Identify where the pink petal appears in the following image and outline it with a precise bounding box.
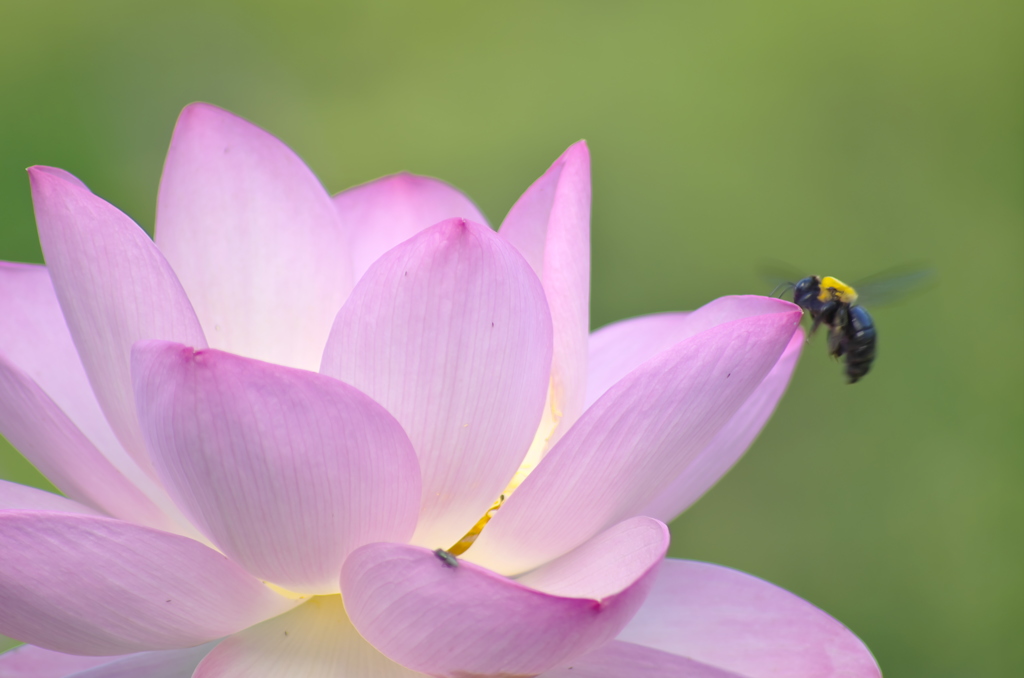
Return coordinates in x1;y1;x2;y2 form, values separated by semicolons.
30;166;89;191
321;218;552;550
0;263;155;501
0;480;99;514
334;172;488;281
616;559;881;678
0;263;90;417
132;342;421;594
500;141;591;442
586;311;692;408
638;329;803;523
515;516;669;599
540;641;745;678
28;167;207;479
341;518;665;678
586;296;799;406
194;596;421;678
156;103;352;371
0;512;296;655
0;354;177;531
469;298;802;575
0;263;189;530
66;643;217;678
0;644;111;678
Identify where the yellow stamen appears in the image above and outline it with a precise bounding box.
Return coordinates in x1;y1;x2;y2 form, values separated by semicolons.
444;380;563;556
262;581;310;600
446;494;505;556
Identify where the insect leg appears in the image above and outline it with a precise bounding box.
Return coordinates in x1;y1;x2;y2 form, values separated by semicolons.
827;325;845;357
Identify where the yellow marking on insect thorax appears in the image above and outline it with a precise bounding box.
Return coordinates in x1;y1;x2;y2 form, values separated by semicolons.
818;276;858;304
445;379;562;556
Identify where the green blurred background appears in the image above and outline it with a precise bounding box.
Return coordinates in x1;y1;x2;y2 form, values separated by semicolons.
0;0;1020;674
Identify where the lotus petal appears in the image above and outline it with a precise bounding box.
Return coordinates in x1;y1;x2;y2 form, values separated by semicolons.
156;103;351;371
322;218;552;550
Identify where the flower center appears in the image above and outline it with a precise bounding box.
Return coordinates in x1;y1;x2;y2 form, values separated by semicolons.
444;380;562;556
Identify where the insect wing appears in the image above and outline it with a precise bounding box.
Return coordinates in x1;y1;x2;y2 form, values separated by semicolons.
852;265;936;308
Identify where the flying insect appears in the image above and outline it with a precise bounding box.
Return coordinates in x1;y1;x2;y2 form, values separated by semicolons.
768;266;933;384
791;275;875;383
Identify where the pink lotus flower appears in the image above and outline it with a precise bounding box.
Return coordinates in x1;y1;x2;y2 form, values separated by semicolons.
0;103;880;678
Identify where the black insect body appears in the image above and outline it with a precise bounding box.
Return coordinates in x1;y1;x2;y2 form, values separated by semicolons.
434;548;459;568
791;275;877;384
835;305;876;384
